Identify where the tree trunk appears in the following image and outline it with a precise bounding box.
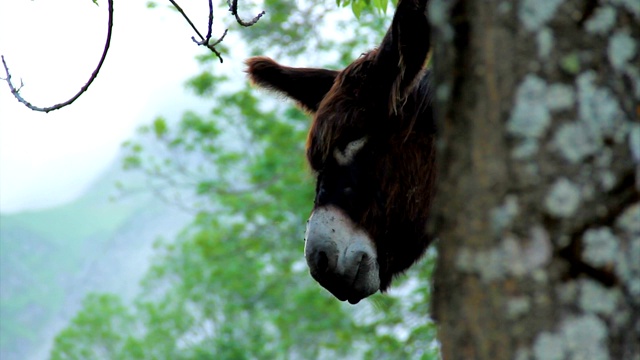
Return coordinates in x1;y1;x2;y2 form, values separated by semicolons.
429;1;639;359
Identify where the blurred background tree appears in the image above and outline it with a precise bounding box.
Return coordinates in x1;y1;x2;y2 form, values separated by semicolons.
47;0;439;359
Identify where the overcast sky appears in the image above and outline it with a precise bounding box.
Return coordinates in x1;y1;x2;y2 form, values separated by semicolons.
0;0;237;213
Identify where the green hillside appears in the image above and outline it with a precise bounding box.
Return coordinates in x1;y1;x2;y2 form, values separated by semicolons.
0;162;189;360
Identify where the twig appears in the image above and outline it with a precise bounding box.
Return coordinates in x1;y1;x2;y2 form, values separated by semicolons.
191;30;228;63
169;0;228;63
168;0;205;40
228;0;265;27
1;0;114;113
206;0;214;41
169;0;264;62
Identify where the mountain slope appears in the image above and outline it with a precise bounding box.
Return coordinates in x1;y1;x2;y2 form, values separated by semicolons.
0;160;191;360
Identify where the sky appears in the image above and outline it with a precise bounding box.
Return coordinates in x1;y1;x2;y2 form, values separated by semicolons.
0;0;231;213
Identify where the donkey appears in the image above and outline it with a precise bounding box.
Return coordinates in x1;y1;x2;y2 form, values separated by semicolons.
246;0;435;304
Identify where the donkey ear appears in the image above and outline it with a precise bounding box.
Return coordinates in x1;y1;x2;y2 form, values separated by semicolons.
366;0;430;114
246;57;339;113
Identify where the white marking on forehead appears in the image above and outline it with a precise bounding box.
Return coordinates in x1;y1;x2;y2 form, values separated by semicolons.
333;137;368;166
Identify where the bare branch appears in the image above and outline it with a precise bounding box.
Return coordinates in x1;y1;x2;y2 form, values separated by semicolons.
206;0;214;41
1;0;114;113
191;30;229;64
170;0;265;62
169;0;229;63
168;0;205;41
228;0;265;27
2;0;266;112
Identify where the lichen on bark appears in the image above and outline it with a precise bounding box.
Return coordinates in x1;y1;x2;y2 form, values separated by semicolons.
431;0;639;358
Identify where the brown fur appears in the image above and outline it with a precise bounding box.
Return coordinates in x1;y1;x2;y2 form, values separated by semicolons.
246;56;339;113
246;0;433;292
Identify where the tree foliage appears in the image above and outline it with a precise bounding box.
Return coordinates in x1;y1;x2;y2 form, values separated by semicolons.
49;1;439;359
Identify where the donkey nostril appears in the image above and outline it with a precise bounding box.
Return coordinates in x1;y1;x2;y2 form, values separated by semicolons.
359;252;369;262
316;251;329;273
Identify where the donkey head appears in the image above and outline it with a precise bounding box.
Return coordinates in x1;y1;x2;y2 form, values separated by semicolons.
246;0;433;304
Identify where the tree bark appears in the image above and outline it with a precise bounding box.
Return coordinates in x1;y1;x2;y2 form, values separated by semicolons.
429;1;639;359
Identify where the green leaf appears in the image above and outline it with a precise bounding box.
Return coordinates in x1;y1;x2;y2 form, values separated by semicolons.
122;155;141;170
352;0;366;18
185;72;222;97
152;117;168;138
373;0;388;12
